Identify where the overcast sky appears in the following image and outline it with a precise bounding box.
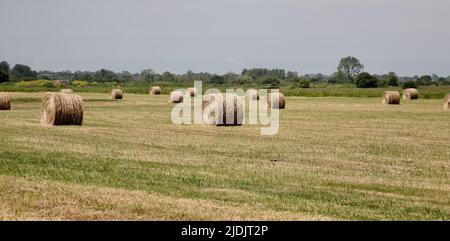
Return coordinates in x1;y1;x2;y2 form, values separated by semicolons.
0;0;449;76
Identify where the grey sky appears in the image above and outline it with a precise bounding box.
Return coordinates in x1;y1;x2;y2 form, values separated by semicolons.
1;0;449;76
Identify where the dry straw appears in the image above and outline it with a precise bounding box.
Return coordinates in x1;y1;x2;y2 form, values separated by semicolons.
149;86;161;95
111;89;123;99
444;94;450;110
202;93;243;126
169;90;184;103
246;89;259;100
267;92;286;109
186;88;198;97
0;92;11;110
40;92;83;126
403;88;418;100
60;89;74;94
382;91;401;104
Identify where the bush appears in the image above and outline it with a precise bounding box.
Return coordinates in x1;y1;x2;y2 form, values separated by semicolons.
403;80;418;89
356;72;378;88
262;77;281;88
72;80;90;87
299;79;310;88
15;79;54;87
0;71;8;83
386;73;399;86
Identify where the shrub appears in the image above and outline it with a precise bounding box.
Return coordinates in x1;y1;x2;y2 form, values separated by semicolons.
15;79;54;87
262;77;281;88
356;72;378;88
299;79;310;88
403;80;418;89
72;80;90;87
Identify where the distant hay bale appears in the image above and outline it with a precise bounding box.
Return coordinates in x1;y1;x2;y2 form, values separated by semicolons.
202;93;243;126
60;89;74;94
169;91;184;103
403;88;418;100
0;92;11;110
382;91;401;105
267;92;285;109
186;88;198;97
149;86;161;95
111;89;123;99
40;93;83;126
246;89;259;100
444;94;450;110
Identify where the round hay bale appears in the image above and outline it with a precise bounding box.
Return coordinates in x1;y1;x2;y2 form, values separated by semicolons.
111;89;123;99
246;89;259;100
60;89;74;94
382;91;401;104
169;91;184;103
149;86;161;95
443;94;450;110
267;92;285;109
403;88;418;100
40;93;83;126
186;88;198;97
202;93;243;126
0;92;11;110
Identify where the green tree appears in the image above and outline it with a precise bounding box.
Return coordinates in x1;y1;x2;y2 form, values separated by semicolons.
262;76;281;88
328;71;346;84
355;72;378;88
0;71;9;83
10;64;37;81
0;61;10;74
403;80;418;89
209;74;225;84
337;56;364;83
386;72;399;86
417;75;432;86
298;79;310;88
0;61;10;83
161;71;176;82
140;69;155;82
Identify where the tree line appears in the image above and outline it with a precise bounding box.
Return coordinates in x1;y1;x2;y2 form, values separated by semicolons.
1;57;449;88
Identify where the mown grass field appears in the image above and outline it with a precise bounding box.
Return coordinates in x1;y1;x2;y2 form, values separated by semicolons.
0;92;449;220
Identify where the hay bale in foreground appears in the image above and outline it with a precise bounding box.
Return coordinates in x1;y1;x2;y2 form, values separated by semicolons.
111;89;123;99
40;93;83;126
149;86;161;95
444;94;450;110
403;88;418;100
382;91;401;105
60;89;74;94
267;92;286;109
0;92;11;110
246;89;259;100
202;93;243;126
186;88;198;97
169;91;184;103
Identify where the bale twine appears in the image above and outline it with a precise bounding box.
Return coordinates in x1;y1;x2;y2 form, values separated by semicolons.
382;91;401;104
444;94;450;110
0;92;11;110
60;89;74;94
149;86;161;95
186;88;198;97
202;93;243;126
40;93;83;126
246;89;259;100
169;91;184;103
267;92;286;109
403;88;418;100
111;89;123;99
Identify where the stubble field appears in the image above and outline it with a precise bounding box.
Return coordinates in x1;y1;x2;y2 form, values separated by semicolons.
0;92;449;220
